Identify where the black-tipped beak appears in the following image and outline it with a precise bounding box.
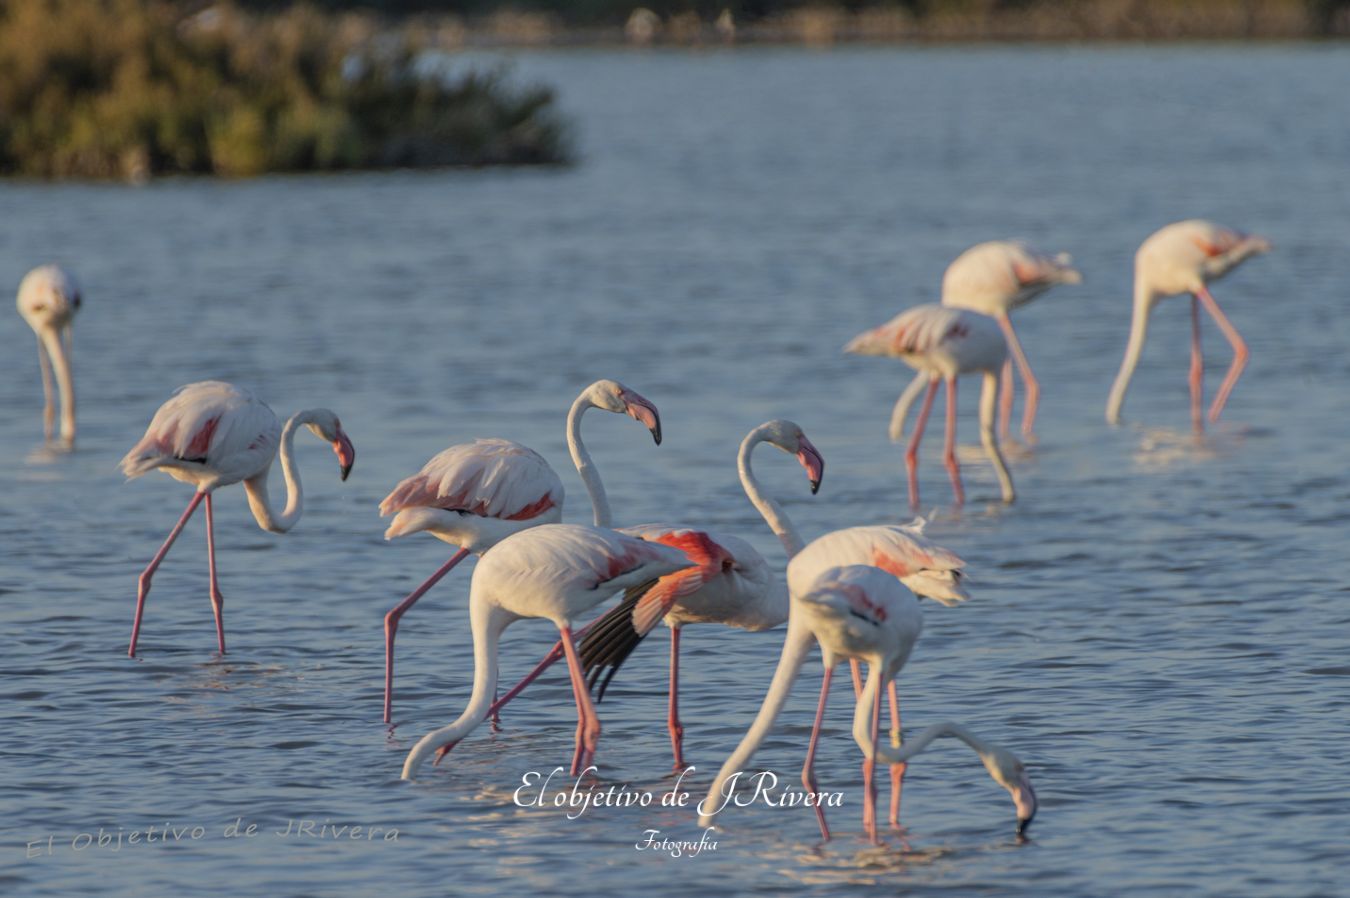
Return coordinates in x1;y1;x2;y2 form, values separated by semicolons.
334;431;356;482
1016;815;1033;837
621;391;662;446
795;436;825;495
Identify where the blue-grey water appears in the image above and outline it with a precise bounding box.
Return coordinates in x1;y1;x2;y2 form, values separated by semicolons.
2;46;1348;897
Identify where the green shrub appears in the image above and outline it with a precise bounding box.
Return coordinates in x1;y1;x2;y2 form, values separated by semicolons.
0;0;571;178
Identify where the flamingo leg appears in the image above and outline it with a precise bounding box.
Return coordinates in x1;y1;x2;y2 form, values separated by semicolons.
204;494;226;654
998;359;1014;444
559;626;601;775
668;627;685;770
129;492;205;657
943;376;964;506
36;335;55;442
997;315;1040;441
861;672;883;844
849;658;864;699
1189;295;1204;432
801;665;834;841
904;379;939;508
887;681;907;829
383;547;471;723
483;618;605;720
1196;285;1248;424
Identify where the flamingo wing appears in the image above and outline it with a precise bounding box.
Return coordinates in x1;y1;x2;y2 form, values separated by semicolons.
379;438;563;522
790;523;968;607
120;381;279;481
844;305;969;358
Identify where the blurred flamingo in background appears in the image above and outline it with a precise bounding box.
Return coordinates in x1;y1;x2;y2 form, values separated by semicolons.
120;381;355;656
935;240;1081;443
1106;219;1271;430
378;379;661;723
399;524;693;780
847;305;1015;507
696;565;1036;842
16;264;80;447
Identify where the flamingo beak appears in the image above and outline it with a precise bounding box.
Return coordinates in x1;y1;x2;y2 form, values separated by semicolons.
1013;775;1038;837
333;430;356;481
796;436;825;494
621;390;662;445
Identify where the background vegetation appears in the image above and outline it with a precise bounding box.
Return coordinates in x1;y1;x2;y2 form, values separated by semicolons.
0;0;570;179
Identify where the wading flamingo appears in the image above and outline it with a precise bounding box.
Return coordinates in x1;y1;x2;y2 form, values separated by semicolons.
120;381;355;656
696;565;1036;842
379;379;661;723
16;265;80;447
847;305;1014;508
576;420;825;770
903;241;1081;443
1105;220;1271;430
399;524;694;780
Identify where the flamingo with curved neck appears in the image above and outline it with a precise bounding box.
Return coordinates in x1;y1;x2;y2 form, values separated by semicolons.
378;379;660;723
120;381;355;656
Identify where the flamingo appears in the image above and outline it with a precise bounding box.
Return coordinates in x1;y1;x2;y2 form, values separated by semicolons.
847;305;1015;508
16;265;80;447
399;524;694;780
1105;219;1271;430
575;420;825;770
920;240;1081;443
378;379;661;723
119;380;356;657
696;565;1036;842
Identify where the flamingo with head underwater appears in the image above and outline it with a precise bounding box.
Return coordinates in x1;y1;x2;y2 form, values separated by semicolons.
931;240;1081;443
1106;219;1270;431
378;379;661;723
16;264;81;447
120;380;356;656
696;564;1037;843
847;304;1015;508
399;523;694;780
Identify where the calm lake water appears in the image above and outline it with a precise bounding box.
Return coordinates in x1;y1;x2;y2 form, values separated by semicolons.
3;45;1349;897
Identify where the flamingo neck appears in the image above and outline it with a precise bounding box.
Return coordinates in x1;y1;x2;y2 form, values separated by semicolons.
697;616;814;826
738;428;805;558
873;720;990;765
242;410;319;533
566;394;612;528
977;372;1015;503
42;328;76;445
401;598;509;779
1106;278;1157;424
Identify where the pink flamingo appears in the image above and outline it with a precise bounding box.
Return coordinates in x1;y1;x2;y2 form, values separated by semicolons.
935;240;1080;442
378;379;661;723
696;565;1037;843
16;265;80;447
119;381;355;656
847;305;1015;507
399;524;694;780
1106;219;1271;430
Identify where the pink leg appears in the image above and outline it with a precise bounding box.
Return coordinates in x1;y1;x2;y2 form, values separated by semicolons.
943;376;964;506
383;547;471;723
801;666;833;841
204;494;226;654
1189;295;1204;433
1196;285;1249;424
849;658;864;699
887;681;907;829
997;315;1040;441
905;379;939;508
998;359;1014;443
129;492;204;657
668;627;685;770
559;626;601;775
484;617;603;720
861;675;883;844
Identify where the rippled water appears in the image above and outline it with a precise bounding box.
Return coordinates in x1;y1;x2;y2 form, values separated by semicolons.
3;45;1349;897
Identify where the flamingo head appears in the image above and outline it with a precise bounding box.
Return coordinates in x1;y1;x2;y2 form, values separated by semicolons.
978;743;1038;837
17;264;81;330
305;410;355;480
587;379;662;445
756;419;824;494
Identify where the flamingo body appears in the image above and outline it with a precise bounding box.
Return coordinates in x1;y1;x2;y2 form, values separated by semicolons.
942;240;1080;315
788;520;968;607
17;264;80;446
